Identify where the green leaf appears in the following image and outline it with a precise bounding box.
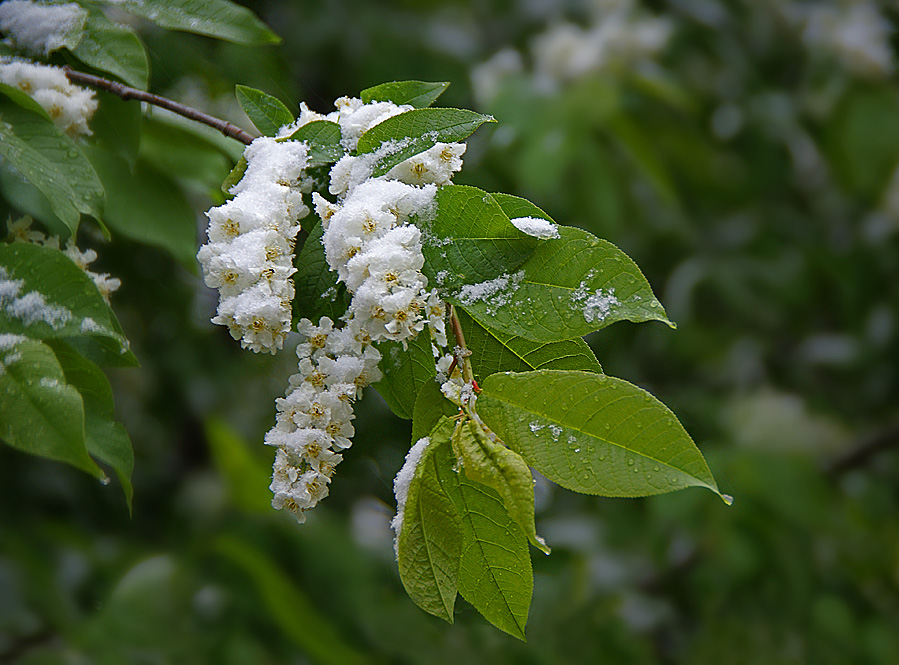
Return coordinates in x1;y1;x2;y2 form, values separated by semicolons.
49;341;134;509
0;243;136;365
215;537;367;665
0;336;101;478
411;378;458;444
453;419;549;554
477;370;723;499
375;332;437;419
236;85;293;136
85;147;198;270
92;90;142;164
421;185;538;292
98;0;281;46
204;418;273;514
361;81;450;108
441;458;533;640
286;120;343;166
357;108;494;177
291;222;347;325
221;156;247;197
0;95;105;234
69;5;149;89
458;308;602;379
396;418;463;622
490;192;554;222
454;226;672;343
139;117;232;188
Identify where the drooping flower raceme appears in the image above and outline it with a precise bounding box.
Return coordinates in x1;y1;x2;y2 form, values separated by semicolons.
246;96;465;522
0;57;97;137
197;137;310;353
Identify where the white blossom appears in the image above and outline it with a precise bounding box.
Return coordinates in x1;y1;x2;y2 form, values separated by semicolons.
0;1;85;57
198;137;310;353
0;58;97;136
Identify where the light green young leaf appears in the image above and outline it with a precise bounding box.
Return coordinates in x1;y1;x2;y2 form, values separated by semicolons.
291;222;347;325
453;419;550;554
286;120;343;165
476;370;725;499
85;147;198;270
420;185;538;292
455;226;672;343
357;108;494;177
0;243;136;366
375;332;436;419
49;341;134;510
70;4;149;89
236;85;293;136
361;81;450;108
410;379;458;444
97;0;280;45
0;95;105;234
396;418;463;622
0;336;102;479
221;156;247;197
458;308;602;379
440;460;533;640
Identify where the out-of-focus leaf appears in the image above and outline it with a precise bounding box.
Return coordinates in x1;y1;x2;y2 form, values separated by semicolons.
204;418;272;514
70;5;149;89
97;0;281;45
85;146;198;270
216;536;367;665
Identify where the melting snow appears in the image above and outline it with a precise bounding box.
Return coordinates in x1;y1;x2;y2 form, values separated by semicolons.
510;216;560;239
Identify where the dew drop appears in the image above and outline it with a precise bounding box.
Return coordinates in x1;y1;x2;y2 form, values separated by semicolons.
653;465;660;472
626;459;634;466
721;494;734;506
574;448;580;453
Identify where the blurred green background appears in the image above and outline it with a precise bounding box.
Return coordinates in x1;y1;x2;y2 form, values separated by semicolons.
2;0;898;662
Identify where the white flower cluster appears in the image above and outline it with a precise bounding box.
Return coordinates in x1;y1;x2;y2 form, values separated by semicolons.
264;316;383;523
0;58;97;136
261;96;466;521
197;137;311;353
472;0;672;102
6;217;120;302
0;0;85;57
799;2;893;79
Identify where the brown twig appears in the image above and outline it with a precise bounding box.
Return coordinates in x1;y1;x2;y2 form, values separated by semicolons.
448;304;474;384
63;67;255;145
825;420;899;478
